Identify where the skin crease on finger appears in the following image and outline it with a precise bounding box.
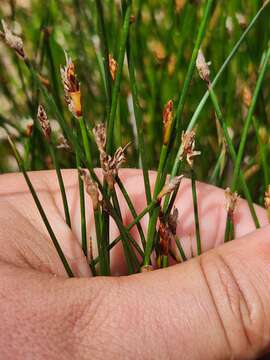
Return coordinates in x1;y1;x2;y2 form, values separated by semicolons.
0;169;270;359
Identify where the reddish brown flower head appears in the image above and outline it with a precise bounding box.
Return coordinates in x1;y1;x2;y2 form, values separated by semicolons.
163;100;174;145
60;52;82;118
109;54;118;81
37;105;51;140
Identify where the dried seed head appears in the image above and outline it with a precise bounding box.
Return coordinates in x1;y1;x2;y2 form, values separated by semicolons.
37;105;51;140
264;185;270;210
93;123;106;155
80;169;100;210
157;175;184;200
163;100;174;145
109;54;118;81
1;20;25;59
60;52;82;118
57;135;71;151
102;145;128;190
179;130;201;167
225;188;239;218
196;49;210;83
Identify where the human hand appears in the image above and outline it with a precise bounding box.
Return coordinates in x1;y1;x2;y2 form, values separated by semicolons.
0;169;269;359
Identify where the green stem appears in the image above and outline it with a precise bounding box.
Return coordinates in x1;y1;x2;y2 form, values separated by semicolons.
94;0;112;113
111;188;139;274
175;237;187;262
9;137;74;278
144;144;168;266
169;1;270;188
93;199;158;266
49;146;72;228
126;21;151;205
175;0;214;132
79;117;93;168
191;168;201;256
231;46;270;191
106;0;132;154
207;84;260;228
115;175;146;249
224;216;234;243
76;151;87;257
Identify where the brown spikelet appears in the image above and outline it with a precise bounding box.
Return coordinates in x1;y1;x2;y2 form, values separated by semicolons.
179;130;201;167
157;175;184;200
80;169;100;210
225;188;239;219
196;49;210;83
37;105;51;140
109;54;118;81
60;52;82;118
163;100;174;145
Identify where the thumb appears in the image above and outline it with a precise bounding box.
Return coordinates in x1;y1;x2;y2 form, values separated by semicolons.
119;225;270;359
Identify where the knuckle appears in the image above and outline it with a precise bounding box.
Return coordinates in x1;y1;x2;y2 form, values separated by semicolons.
200;252;268;359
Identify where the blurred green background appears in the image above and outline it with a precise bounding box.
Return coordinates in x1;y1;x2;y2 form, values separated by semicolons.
0;0;269;204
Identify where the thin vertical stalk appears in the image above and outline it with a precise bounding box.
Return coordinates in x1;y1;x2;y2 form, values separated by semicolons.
126;30;151;205
79;117;93;168
207;84;260;228
174;0;214;133
106;0;132;154
94;0;112;112
191;169;201;255
175;237;187;262
230;46;270;192
76;151;87;257
168;1;270;190
9;137;74;278
115;175;146;249
49;146;72;228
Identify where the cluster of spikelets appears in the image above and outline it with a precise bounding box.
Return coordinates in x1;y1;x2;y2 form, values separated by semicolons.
0;17;249;271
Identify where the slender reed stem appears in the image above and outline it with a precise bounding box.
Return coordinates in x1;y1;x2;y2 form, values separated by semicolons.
207;84;260;228
126;34;151;205
175;237;187;262
106;0;132;154
76;151;87;257
168;1;270;191
191;168;201;255
115;175;146;249
94;0;112;113
49;146;72;228
9;137;74;277
230;46;270;192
